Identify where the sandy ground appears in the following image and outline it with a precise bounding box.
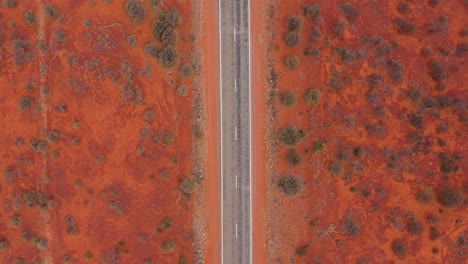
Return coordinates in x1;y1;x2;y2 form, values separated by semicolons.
0;0;218;263
253;0;467;263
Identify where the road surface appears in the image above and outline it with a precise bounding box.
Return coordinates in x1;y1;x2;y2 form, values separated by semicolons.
220;0;251;263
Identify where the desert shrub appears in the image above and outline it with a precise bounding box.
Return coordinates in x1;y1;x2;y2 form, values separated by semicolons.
386;60;405;82
161;240;176;251
145;110;156;121
125;1;146;22
47;131;60;143
407;88;422;103
343;218;361;237
24;10;37;25
329;161;343;177
408;219;424;236
296;244;310;257
177;85;189;96
162;218;173;230
397;2;411;14
3;0;17;8
304;89;321;105
18;97;34;111
179;65;193;78
10;215;22;227
287;16;303;31
416;189;434;204
427;61;448;82
392;240;408;258
278;175;302;196
279;127;302;146
334;21;346;38
144;43;159;58
180;179;195;194
353;147;365;158
428;0;443;7
285;55;299;70
313;141;327;153
36;237;48;251
438;188;465;208
340;3;360;22
280;92;297;107
396;19;416;35
303;4;321;19
286;150;301;166
158;46;178;68
368;74;382;89
153;9;181;45
409;113;424;129
285;32;301;47
44;4;59;20
31;140;48;153
127;35;137;48
0;238;9;251
429;227;441;240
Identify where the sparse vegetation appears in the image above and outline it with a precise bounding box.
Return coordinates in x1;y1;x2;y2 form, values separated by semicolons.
180;179;195;194
392;240;408;258
36;237;49;250
179;65;193;78
408;219;424;236
0;238;8;251
285;32;301;47
278;175;302;196
343;218;361;237
396;19;416;35
125;1;146;22
286;150;301;166
162;218;173;230
153;9;182;45
3;0;17;8
44;4;59;20
161;240;177;252
303;4;321;20
279;92;297;107
177;85;189;96
19;97;33;111
427;61;448;82
438;188;465;208
340;3;360;22
329;161;344;177
417;189;434;204
24;10;37;25
287;16;303;31
304;89;321;105
279;127;303;146
144;43;159;58
368;74;382;89
296;244;310;257
285;55;299;70
158;46;178;68
314;141;327;153
10;215;22;227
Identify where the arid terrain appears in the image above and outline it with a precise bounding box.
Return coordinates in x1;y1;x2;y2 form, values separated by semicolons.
253;0;467;263
0;0;219;263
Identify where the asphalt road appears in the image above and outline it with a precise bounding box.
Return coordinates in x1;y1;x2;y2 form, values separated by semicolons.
220;0;251;263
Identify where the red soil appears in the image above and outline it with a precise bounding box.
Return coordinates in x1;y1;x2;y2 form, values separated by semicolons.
253;0;467;263
0;0;219;263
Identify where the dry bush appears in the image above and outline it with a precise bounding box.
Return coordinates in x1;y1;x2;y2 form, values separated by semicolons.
287;16;303;31
144;43;159;58
304;89;321;105
153;9;182;45
278;175;302;196
125;1;146;22
280;91;297;107
158;46;178;68
279;127;304;146
438;188;465;208
340;3;360;22
285;55;299;70
285;32;301;47
286;150;301;166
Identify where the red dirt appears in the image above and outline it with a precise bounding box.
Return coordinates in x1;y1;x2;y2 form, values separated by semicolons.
253;0;467;263
0;0;219;263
